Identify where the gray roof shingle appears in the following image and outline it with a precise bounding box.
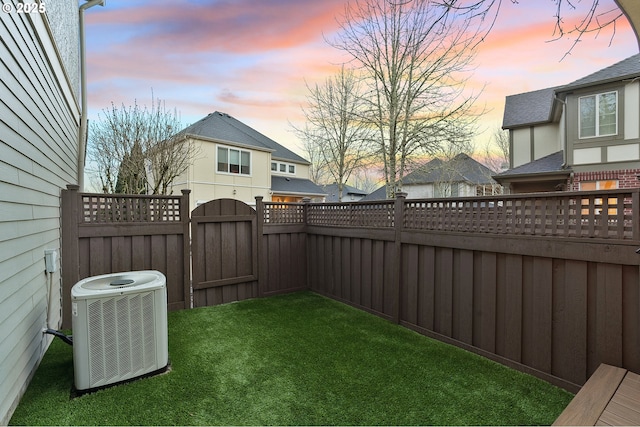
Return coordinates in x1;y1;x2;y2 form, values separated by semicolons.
404;153;497;185
502;87;559;129
560;53;640;92
271;176;326;196
361;154;496;201
502;54;640;129
180;111;310;164
321;183;367;202
493;151;570;179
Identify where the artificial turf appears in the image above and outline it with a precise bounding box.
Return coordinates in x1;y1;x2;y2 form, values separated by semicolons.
10;291;573;425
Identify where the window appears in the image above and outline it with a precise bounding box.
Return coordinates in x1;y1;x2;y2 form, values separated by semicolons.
579;91;617;138
272;161;296;175
217;146;251;175
580;180;618;215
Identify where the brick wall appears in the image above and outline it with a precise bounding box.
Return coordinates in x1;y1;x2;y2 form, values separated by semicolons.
568;169;640;191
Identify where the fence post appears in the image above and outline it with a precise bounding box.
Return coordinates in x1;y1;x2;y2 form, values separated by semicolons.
255;196;265;297
181;189;191;309
393;192;407;324
61;184;80;329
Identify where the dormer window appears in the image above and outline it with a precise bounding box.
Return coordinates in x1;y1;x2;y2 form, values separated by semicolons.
579;91;617;139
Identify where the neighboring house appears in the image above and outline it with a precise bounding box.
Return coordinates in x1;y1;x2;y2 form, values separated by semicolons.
363;153;501;200
494;54;640;193
0;2;80;424
171;112;326;206
321;183;368;202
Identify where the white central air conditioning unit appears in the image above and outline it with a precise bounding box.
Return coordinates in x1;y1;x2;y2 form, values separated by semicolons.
71;270;169;394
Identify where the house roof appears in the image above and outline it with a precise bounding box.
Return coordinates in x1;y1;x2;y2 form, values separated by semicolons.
271;176;326;197
404;153;497;185
559;53;640;92
361;153;496;201
493;151;570;181
321;183;368;202
502;87;560;129
180;111;310;164
360;185;387;201
502;54;640;129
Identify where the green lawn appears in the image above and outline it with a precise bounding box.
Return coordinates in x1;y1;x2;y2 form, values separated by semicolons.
10;291;573;425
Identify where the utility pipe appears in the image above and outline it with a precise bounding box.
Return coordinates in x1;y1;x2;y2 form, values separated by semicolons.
78;0;105;191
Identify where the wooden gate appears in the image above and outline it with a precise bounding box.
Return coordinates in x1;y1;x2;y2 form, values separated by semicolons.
191;198;259;307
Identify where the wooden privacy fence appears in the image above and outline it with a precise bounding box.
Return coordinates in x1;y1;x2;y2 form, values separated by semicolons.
61;185;191;328
61;185;640;391
266;189;640;392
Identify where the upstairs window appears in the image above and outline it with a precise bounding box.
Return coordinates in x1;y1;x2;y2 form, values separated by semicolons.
217;146;251;175
271;161;296;175
579;91;617;139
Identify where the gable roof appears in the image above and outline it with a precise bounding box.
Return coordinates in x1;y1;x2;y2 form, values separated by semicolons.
493;151;570;181
321;183;368;202
502;54;640;129
360;185;387;201
559;53;640;92
502;87;560;129
180;111;309;164
361;154;496;201
404;153;497;185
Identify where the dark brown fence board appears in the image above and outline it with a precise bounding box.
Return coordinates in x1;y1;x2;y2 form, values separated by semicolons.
596;263;624;368
622;265;640;374
453;249;474;345
417;245;436;331
503;254;523;363
552;259;588;385
361;239;373;310
402;244;419;326
350;238;362;304
434;247;453;337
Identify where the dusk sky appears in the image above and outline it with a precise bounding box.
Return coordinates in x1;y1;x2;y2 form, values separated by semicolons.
83;0;639;163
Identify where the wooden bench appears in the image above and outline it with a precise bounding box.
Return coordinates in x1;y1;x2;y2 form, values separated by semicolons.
553;364;640;426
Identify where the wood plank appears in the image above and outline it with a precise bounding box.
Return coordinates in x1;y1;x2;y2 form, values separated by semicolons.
599;399;640;426
553;364;627;426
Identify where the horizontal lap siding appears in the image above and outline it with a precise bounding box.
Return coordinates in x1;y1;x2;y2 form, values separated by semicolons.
0;3;79;424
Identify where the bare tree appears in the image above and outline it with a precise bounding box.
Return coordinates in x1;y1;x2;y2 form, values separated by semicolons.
88;96;198;194
435;0;626;59
482;126;509;173
294;66;373;201
332;0;484;198
297;128;331;185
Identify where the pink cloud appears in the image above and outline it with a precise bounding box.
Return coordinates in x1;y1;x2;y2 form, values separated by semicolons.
86;0;346;55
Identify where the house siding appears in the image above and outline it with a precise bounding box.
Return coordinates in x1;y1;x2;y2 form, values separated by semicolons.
0;4;79;425
566;81;639;167
173;138;314;207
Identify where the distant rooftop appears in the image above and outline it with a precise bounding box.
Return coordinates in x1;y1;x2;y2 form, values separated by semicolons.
180;111;310;164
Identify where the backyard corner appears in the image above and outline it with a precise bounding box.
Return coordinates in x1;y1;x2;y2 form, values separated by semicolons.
10;291;573;426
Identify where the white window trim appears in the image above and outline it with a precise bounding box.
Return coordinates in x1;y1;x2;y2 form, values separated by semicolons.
271;161;296;175
217;145;252;176
578;90;618;139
